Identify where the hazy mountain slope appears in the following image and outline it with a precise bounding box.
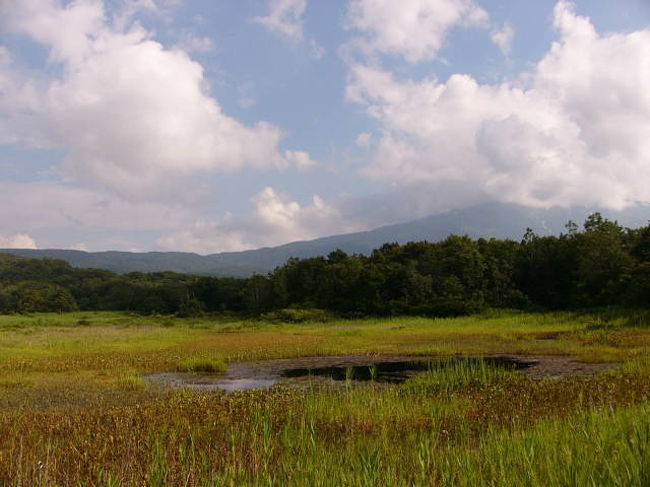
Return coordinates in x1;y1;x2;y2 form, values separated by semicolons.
3;203;648;277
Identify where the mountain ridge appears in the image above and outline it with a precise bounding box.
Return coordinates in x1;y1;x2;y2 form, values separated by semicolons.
3;202;648;277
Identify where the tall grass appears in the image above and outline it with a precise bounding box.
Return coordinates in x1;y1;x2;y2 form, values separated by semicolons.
1;310;650;485
403;357;516;394
175;357;226;373
1;373;649;485
431;403;650;487
115;370;146;391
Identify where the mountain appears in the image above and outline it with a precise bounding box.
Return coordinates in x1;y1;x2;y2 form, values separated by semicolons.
2;202;648;277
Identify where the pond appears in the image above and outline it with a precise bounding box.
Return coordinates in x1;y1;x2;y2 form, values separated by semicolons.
280;356;528;383
144;355;537;392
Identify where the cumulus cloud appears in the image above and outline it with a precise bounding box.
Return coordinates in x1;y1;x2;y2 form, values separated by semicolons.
157;187;358;253
174;34;215;53
236;81;257;109
69;242;89;251
113;0;158;30
355;132;372;147
253;0;324;59
253;0;307;41
157;179;495;254
284;150;318;169
491;22;514;56
0;234;37;249
347;1;650;210
346;0;489;63
0;0;313;200
308;39;326;59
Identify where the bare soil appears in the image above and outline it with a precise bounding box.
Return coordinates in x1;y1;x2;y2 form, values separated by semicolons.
501;355;617;378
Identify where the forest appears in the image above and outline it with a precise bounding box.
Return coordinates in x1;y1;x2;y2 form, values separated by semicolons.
1;213;648;317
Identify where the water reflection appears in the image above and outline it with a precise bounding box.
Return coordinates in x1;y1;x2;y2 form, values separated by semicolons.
145;356;532;392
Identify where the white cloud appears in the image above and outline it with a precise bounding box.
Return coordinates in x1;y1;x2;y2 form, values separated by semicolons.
253;0;307;41
0;181;190;234
0;0;301;200
157;187;357;253
0;180;211;250
0;234;37;249
253;0;324;59
346;0;489;63
0;179;490;253
347;1;650;210
309;39;326;59
355;132;372;147
69;242;89;251
174;34;215;53
113;0;158;30
237;81;257;109
491;22;514;56
0;45;10;64
0;0;105;65
284;150;318;169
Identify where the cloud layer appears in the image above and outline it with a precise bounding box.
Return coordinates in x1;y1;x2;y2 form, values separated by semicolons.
253;0;307;41
0;0;331;252
348;1;650;209
0;0;305;200
346;0;489;62
0;233;37;249
156;187;354;253
1;0;648;254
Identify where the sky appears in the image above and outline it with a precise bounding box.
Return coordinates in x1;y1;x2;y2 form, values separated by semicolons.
0;0;649;253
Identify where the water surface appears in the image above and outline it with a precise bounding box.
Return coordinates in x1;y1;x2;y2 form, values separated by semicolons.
144;355;532;392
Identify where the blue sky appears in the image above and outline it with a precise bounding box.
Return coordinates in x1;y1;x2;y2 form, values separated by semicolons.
0;0;648;253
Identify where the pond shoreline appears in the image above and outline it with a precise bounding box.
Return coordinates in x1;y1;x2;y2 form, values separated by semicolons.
144;354;619;392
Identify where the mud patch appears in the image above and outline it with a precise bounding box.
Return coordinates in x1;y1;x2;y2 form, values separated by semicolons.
144;354;618;392
281;356;528;383
512;355;617;378
143;372;275;392
533;331;571;341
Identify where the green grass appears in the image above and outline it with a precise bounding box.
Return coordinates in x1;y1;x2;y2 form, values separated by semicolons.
0;309;649;485
115;370;146;391
403;357;516;394
431;403;650;487
175;357;226;373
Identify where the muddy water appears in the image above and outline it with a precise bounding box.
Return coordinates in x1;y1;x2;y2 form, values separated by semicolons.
143;372;276;392
144;354;617;392
281;356;529;382
144;355;541;392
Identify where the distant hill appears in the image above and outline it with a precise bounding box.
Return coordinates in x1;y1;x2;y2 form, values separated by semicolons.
2;202;648;277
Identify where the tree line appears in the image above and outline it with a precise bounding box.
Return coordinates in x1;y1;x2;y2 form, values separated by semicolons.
1;213;648;317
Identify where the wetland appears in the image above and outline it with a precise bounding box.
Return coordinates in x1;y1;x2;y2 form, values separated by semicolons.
0;310;649;486
144;353;617;392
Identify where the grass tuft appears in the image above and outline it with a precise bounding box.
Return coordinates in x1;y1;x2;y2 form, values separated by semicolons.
403;357;516;393
175;357;226;373
115;371;146;391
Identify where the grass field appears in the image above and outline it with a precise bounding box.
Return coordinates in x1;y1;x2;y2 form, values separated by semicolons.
1;310;649;485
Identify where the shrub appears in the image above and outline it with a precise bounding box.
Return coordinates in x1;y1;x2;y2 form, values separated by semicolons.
260;308;332;323
176;298;205;318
